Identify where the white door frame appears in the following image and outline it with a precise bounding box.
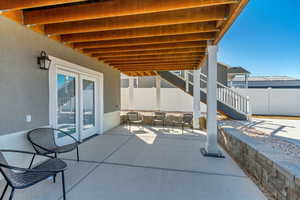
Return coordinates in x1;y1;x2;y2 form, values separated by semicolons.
49;56;104;141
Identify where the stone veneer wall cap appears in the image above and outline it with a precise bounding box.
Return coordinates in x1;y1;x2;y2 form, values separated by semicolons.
220;127;300;179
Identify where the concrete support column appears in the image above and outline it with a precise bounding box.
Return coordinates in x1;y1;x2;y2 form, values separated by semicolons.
204;44;221;156
129;77;134;110
193;69;201;129
156;76;161;111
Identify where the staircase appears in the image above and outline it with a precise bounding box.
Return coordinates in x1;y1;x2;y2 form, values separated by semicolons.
157;70;251;120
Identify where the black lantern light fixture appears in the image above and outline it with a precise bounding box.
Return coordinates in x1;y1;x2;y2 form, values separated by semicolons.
37;51;51;70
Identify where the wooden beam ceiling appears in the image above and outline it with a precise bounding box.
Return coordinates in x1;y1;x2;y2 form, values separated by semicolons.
22;0;238;25
0;0;87;11
1;0;248;75
72;33;215;49
44;6;228;35
93;47;206;58
61;22;218;43
82;41;206;53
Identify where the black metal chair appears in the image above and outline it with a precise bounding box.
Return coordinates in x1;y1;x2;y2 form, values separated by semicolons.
27;128;80;162
0;150;67;200
153;112;166;127
127;112;143;131
180;113;194;133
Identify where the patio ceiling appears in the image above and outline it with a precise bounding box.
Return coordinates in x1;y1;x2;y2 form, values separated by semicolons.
0;0;248;76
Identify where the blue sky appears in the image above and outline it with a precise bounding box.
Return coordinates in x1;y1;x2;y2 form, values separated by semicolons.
219;0;300;78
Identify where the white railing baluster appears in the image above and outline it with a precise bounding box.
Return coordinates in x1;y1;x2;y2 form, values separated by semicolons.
169;70;251;117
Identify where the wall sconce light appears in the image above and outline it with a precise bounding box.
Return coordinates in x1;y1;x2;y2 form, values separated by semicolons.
37;51;51;70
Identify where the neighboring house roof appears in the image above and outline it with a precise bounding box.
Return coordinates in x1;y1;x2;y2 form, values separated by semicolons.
232;76;300;82
227;67;250;75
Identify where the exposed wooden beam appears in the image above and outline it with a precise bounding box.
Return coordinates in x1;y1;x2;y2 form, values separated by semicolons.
108;58;201;65
119;65;198;71
0;0;87;11
115;61;199;68
23;0;238;25
73;33;215;49
61;22;218;43
94;47;206;58
44;6;227;35
106;56;201;64
101;53;204;61
83;41;206;53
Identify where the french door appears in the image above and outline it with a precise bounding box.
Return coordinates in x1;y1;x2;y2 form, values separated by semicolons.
51;64;101;145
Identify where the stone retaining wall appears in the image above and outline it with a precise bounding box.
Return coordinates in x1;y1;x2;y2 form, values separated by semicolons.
219;128;300;200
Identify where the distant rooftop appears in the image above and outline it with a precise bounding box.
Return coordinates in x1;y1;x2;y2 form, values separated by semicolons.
233;76;300;82
227;67;251;75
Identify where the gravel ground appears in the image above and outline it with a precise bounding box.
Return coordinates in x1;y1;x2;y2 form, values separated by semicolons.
219;119;300;161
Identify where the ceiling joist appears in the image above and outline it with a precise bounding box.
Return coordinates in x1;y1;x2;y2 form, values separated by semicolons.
82;41;206;53
61;22;218;43
44;6;228;35
22;0;238;25
101;53;204;61
93;47;206;58
0;0;87;11
73;33;215;49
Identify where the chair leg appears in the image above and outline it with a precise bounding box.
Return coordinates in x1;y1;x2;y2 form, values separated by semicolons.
28;154;36;169
182;124;184;134
53;153;57;183
8;188;15;200
0;183;8;200
61;171;66;200
76;146;80;162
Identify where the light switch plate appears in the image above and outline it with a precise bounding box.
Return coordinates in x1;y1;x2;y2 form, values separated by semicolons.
26;115;32;122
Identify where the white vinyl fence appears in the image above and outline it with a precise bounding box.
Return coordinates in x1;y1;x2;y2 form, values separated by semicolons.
121;88;206;112
234;88;300;116
121;88;300;116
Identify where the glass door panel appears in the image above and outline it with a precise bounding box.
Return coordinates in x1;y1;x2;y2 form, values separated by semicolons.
81;76;97;138
83;79;95;130
56;71;79;144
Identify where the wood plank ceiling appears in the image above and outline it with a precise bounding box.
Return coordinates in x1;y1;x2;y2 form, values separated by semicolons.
0;0;248;76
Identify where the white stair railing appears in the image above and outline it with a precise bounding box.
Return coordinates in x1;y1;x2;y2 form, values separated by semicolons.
170;70;252;119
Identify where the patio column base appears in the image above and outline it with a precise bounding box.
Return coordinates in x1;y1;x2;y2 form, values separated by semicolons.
200;148;225;158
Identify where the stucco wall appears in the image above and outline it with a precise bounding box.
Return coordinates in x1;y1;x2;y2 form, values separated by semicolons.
0;16;120;135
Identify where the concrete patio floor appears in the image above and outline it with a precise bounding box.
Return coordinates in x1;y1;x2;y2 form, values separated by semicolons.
0;125;266;200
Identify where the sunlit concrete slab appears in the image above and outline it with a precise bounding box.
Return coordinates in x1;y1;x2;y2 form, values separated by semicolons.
106;125;207;141
0;160;98;200
106;132;245;177
59;134;131;163
66;163;266;200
